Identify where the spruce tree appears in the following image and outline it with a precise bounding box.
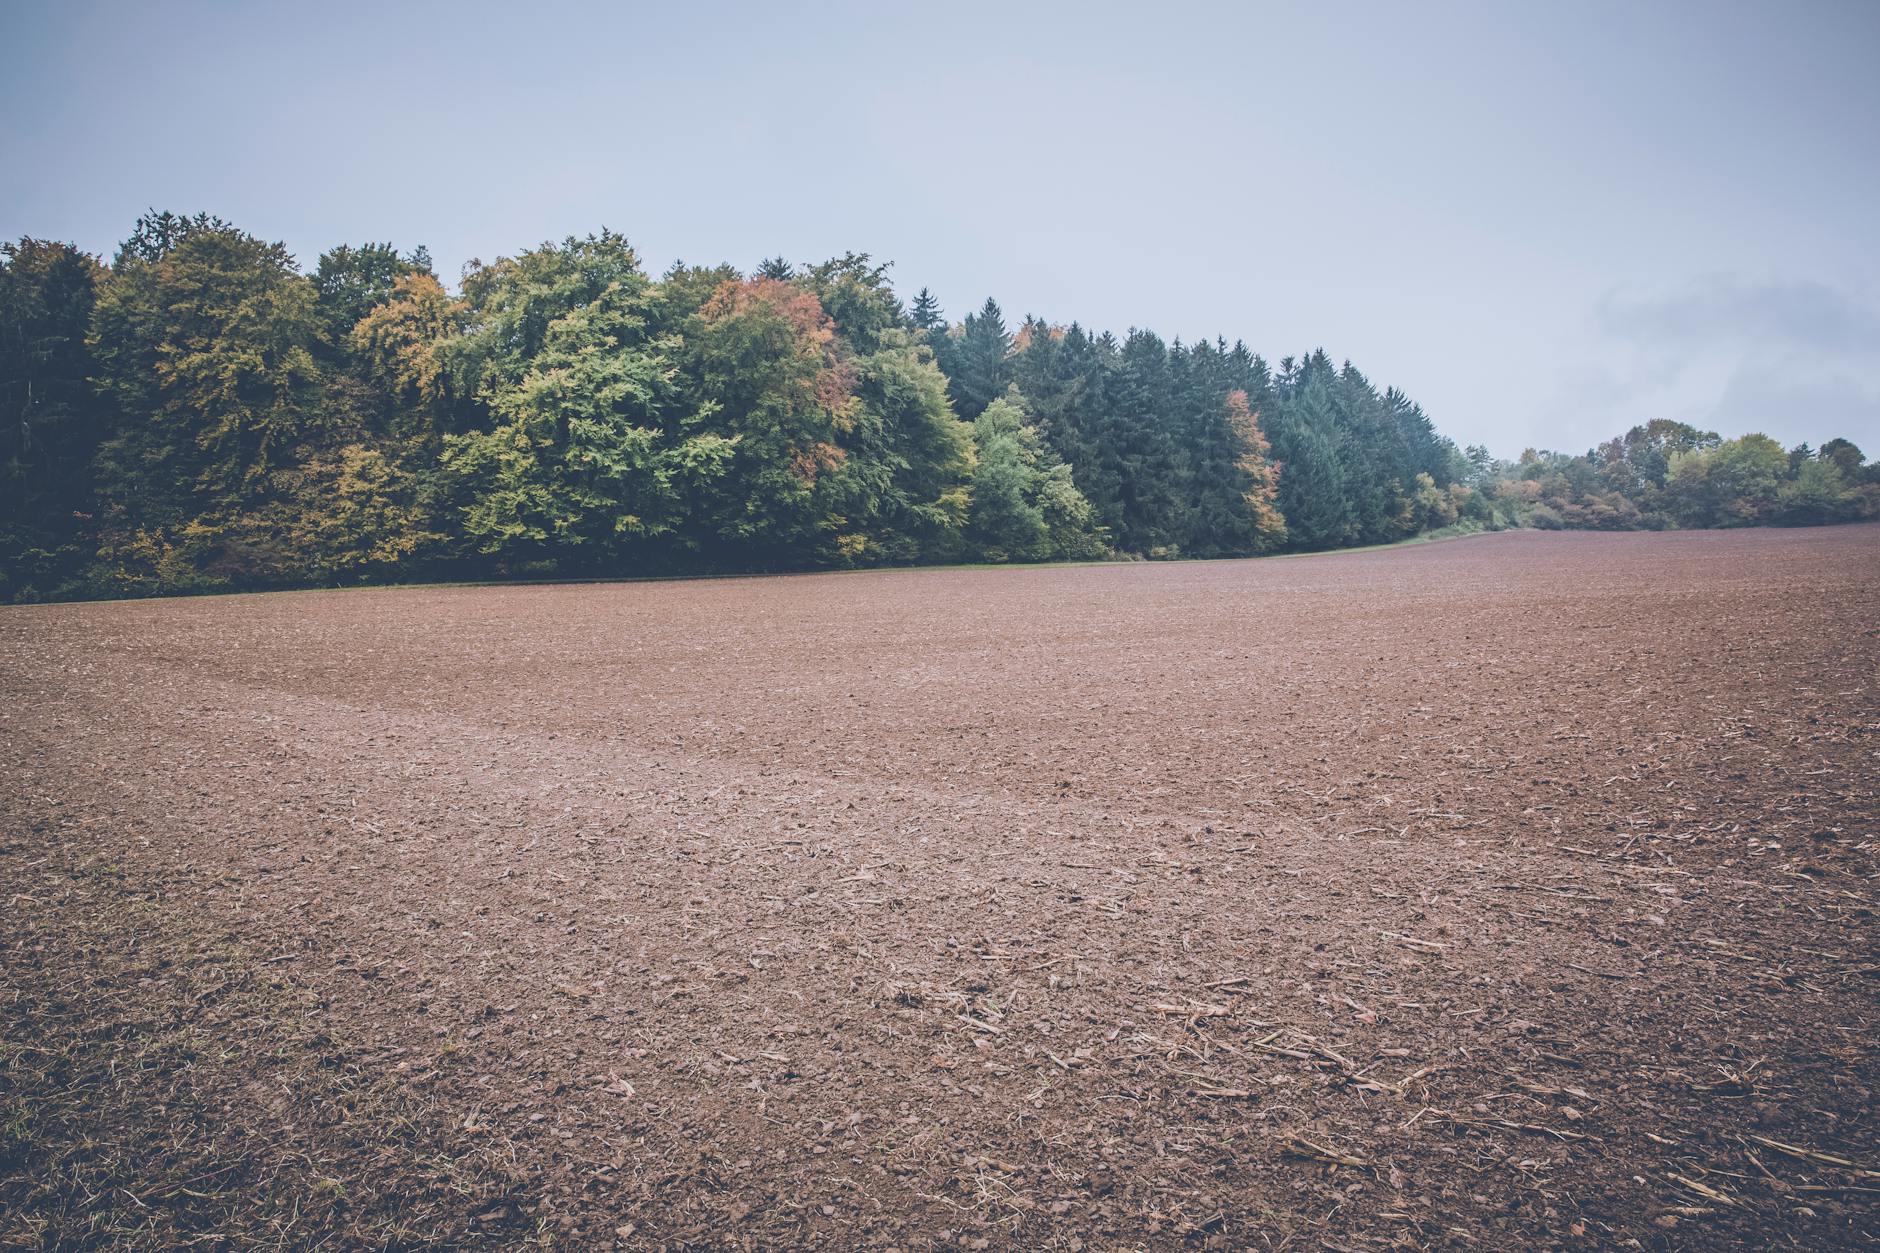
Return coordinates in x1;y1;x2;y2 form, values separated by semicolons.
909;287;944;333
947;298;1011;420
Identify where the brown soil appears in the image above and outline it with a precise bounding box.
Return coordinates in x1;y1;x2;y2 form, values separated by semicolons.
4;525;1878;1250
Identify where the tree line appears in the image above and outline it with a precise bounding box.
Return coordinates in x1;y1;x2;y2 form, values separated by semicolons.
2;216;1872;602
1458;421;1879;532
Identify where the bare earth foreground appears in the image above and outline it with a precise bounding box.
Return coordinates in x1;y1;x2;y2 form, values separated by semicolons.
3;527;1878;1251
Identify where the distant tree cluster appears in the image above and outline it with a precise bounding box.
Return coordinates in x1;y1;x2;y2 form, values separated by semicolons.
3;217;1869;602
1459;420;1879;533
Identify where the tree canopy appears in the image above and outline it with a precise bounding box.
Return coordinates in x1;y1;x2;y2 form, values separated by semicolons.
1;213;1871;603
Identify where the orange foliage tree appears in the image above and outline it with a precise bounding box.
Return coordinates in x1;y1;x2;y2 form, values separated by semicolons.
1226;388;1288;551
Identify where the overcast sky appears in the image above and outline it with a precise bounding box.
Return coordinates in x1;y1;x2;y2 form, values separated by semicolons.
5;0;1876;457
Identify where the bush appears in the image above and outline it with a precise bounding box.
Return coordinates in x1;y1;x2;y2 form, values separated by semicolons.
1527;503;1565;531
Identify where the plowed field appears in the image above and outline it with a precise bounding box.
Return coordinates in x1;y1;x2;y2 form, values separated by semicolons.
4;526;1877;1249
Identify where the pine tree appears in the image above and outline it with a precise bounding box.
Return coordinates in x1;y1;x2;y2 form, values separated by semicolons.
909;287;944;333
1009;316;1103;506
947;298;1011;420
1106;330;1182;555
1269;368;1354;550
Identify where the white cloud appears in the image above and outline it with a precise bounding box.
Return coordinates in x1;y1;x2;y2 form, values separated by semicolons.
1542;275;1880;451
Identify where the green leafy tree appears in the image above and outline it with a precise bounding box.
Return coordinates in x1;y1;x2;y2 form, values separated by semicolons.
446;229;649;405
1775;457;1859;525
832;328;973;563
680;276;859;562
350;272;466;429
313;242;433;349
1819;438;1868;482
654;261;745;329
86;215;323;592
224;442;446;584
800;253;904;354
440;235;724;567
1665;433;1788;527
968;388;1103;561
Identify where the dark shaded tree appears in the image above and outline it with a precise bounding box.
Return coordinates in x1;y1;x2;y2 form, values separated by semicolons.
0;239;105;599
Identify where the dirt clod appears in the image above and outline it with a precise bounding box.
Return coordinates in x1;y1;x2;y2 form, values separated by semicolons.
3;526;1877;1248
